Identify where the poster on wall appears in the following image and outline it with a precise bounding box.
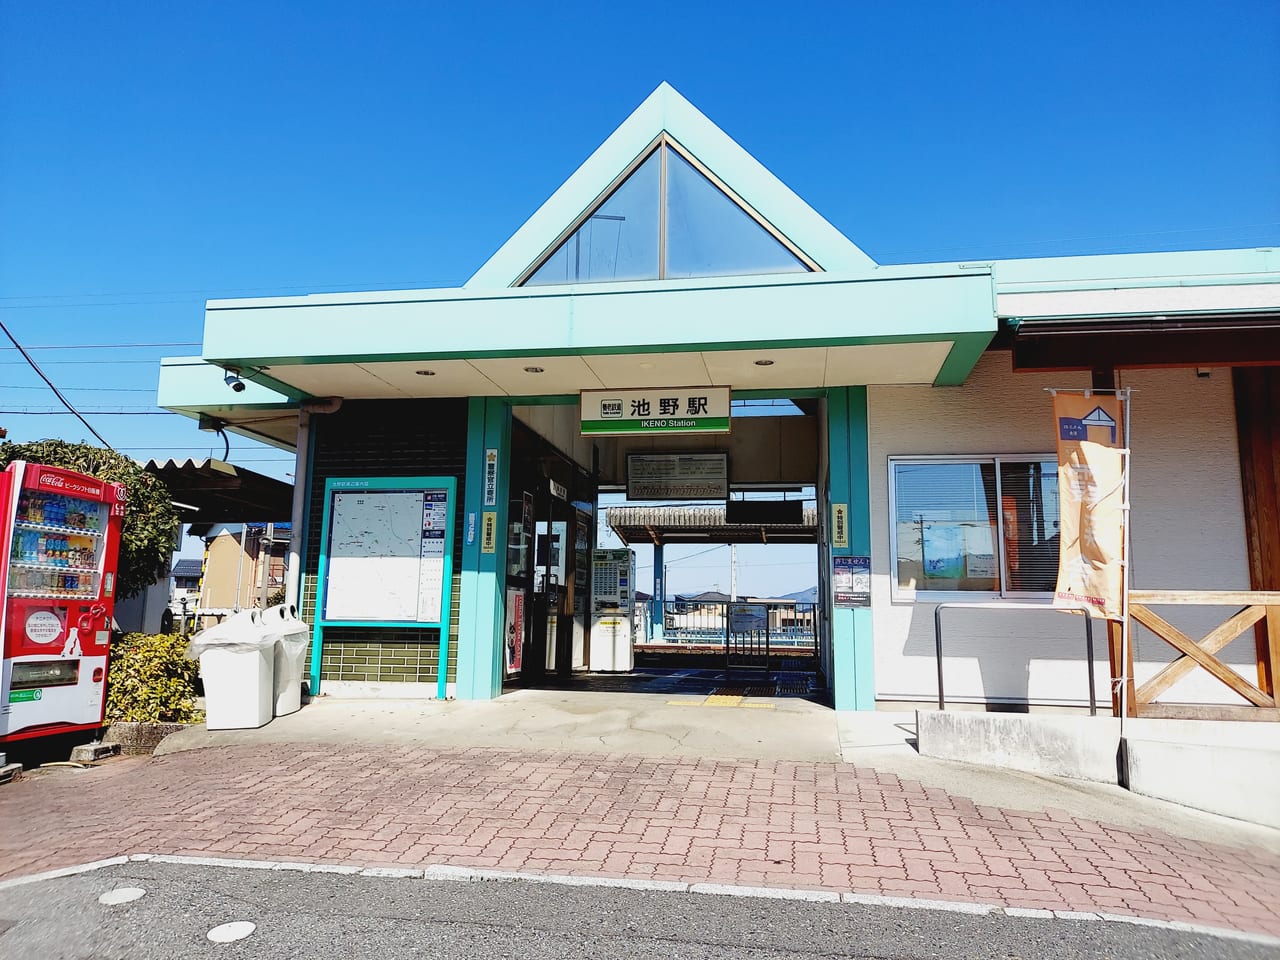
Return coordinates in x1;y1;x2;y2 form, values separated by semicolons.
921;525;966;580
833;555;870;608
1051;392;1127;619
504;587;524;677
318;477;455;627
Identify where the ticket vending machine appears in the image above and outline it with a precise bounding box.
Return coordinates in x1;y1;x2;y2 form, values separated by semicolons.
588;549;635;672
0;462;126;743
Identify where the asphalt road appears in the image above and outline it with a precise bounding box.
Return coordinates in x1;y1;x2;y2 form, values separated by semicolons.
0;861;1273;960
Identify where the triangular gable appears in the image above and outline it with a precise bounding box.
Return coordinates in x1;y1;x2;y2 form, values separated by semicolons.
465;82;875;288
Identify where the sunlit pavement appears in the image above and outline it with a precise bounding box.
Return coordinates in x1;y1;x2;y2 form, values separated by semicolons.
1;693;1278;939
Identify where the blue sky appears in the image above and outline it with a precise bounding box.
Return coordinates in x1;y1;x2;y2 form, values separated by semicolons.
2;2;1277;592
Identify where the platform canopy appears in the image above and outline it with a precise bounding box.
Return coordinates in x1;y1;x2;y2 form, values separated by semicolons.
145;458;293;525
606;504;817;545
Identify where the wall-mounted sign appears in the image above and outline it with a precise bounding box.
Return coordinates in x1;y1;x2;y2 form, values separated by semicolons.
317;476;455;628
581;386;731;436
481;511;498;554
833;555;871;608
831;503;849;548
728;603;768;633
549;479;568;501
483;448;499;506
627;453;728;500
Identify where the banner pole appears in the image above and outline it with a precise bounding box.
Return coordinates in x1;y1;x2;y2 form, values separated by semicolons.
1118;388;1134;734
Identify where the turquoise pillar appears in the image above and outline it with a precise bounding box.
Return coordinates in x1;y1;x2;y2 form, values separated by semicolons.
651;542;664;640
827;387;875;710
455;397;512;699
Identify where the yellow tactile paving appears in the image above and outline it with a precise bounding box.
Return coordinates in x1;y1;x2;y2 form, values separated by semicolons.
665;696;776;710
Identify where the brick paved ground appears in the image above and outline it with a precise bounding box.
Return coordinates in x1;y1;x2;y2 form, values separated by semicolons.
2;745;1278;937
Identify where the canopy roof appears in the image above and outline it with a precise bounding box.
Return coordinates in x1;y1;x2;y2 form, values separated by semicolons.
157;84;1280;449
145;458;293;525
607;504;817;545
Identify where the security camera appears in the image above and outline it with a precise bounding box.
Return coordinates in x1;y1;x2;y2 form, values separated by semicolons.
224;368;246;393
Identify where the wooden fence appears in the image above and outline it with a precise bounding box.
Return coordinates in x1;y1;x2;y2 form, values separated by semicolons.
1109;590;1280;720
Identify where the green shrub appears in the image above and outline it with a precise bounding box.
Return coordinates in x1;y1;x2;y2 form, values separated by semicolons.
266;587;287;608
106;632;203;724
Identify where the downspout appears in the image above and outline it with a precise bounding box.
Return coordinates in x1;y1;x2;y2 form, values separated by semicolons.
285;410;310;611
294;397;340;697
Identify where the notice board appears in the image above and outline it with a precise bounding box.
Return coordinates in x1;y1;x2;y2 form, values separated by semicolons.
316;476;456;628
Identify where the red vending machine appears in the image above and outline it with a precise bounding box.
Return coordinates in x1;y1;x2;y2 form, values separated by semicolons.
0;461;126;743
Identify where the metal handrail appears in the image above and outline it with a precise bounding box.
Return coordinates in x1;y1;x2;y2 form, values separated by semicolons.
933;601;1097;716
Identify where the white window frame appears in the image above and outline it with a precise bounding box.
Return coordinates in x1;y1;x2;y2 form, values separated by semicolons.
887;454;1059;603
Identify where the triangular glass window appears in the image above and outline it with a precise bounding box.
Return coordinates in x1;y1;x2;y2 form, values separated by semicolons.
665;149;807;279
522;142;814;286
525;150;661;285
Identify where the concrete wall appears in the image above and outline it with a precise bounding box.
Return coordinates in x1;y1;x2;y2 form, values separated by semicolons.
868;356;1253;706
916;709;1122;782
917;710;1280;829
1126;734;1280;830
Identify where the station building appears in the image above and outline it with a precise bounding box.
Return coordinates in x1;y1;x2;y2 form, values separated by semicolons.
158;83;1280;714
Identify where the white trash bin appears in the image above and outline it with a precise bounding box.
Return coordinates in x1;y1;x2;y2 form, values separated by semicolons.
187;609;275;730
262;603;310;717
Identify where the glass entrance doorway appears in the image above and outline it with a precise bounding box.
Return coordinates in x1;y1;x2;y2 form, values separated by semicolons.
502;421;593;686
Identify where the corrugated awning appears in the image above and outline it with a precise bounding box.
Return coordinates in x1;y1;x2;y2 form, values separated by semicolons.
606;504;817;545
145;458;293;525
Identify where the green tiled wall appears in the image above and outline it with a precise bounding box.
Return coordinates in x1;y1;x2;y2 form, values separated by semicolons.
317;639;458;684
303;572;461;684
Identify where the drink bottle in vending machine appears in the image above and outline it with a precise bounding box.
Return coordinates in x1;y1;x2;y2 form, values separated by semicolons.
0;461;126;743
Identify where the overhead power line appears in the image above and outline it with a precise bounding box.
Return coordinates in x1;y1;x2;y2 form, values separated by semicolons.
0;410;168;416
0;275;467;303
3;385;155;393
663;544;728;565
0;359;160;366
0;319;113;448
0;341;201;351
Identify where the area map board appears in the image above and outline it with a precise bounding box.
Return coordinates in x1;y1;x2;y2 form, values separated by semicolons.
315;476;456;629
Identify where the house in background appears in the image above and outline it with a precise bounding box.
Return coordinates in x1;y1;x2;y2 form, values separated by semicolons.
144;458;294;628
169;558;203;632
190;522;291;622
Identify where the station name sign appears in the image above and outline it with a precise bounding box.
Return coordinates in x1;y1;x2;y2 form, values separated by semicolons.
581;387;731;436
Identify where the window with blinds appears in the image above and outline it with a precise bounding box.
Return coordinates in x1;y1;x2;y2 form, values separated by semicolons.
889;457;1060;599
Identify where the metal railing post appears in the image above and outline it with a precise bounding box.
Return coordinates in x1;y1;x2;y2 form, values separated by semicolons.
933;602;1098;716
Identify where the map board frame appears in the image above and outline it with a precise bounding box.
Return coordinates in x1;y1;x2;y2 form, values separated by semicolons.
314;476;457;630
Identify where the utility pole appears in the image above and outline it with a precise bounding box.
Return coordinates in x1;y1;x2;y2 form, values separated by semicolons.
730;543;737;601
258;521;274;609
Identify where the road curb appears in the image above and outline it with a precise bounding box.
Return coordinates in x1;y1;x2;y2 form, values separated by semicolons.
0;852;1276;949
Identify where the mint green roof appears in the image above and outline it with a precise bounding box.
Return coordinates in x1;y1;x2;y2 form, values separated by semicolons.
156;82;1279;439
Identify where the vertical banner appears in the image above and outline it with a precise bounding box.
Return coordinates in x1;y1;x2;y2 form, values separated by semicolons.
1052;392;1127;619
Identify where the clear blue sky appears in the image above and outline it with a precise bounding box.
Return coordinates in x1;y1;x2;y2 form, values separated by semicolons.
2;2;1277;591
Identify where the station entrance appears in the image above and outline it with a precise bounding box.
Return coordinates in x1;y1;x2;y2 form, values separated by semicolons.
500;398;828;703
